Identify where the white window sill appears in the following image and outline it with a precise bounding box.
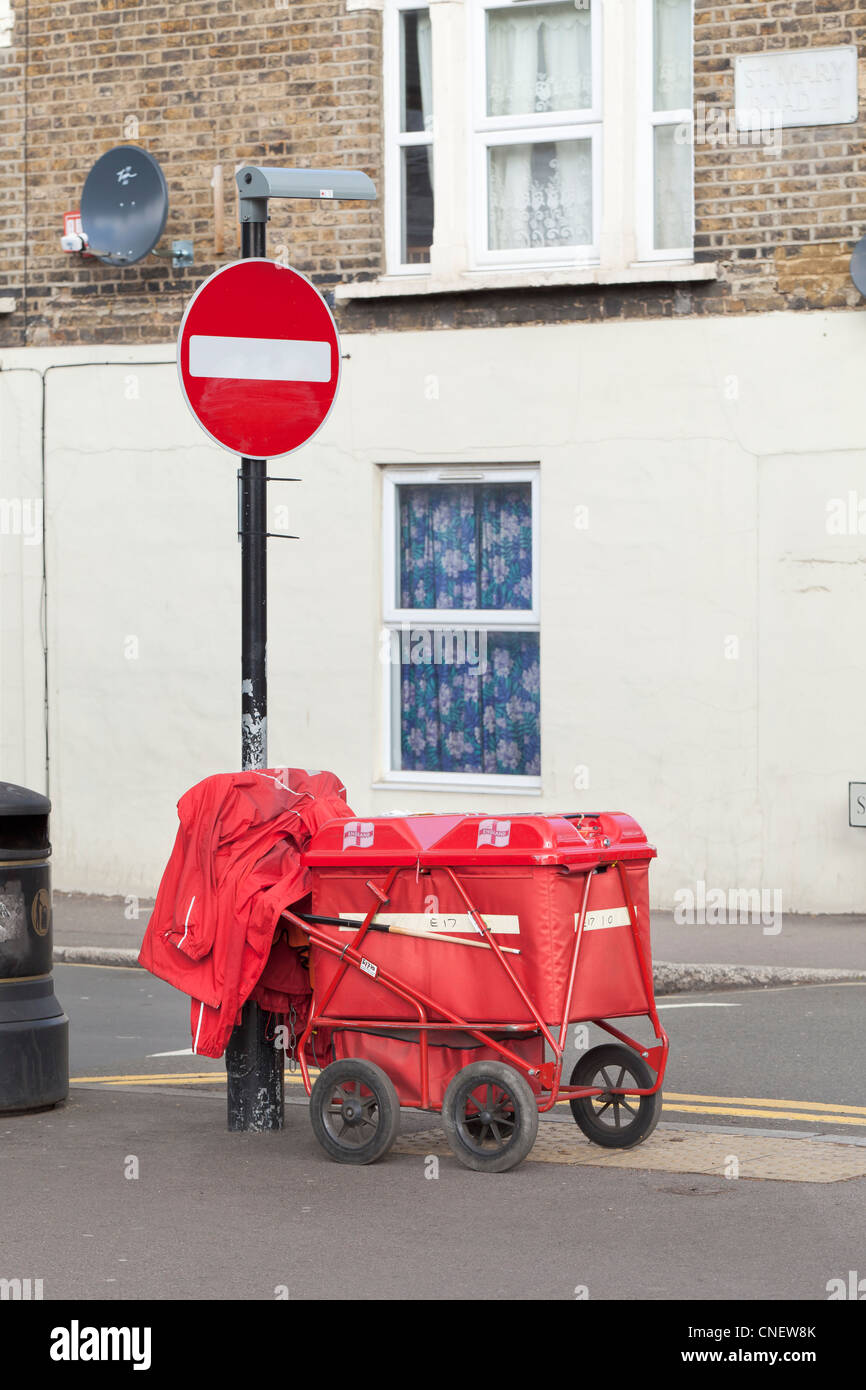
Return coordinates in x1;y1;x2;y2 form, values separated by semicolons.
0;297;17;314
336;260;717;302
372;778;543;796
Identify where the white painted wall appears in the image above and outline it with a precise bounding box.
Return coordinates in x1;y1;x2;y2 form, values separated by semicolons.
1;309;865;911
0;368;47;793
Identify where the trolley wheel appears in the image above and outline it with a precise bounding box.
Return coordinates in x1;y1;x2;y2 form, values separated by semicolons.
310;1059;400;1166
569;1044;662;1149
442;1061;539;1173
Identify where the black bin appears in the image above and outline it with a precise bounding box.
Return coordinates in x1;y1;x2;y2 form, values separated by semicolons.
0;783;68;1111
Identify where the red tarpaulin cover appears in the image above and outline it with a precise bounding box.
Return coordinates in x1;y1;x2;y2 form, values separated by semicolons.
138;768;352;1057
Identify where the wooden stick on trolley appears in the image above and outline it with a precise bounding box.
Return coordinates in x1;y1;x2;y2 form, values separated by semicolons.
297;912;521;955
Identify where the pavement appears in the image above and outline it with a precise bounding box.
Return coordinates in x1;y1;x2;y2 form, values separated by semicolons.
51;892;866;991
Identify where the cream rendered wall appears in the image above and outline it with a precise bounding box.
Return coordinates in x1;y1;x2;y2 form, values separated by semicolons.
1;311;864;910
0;368;47;794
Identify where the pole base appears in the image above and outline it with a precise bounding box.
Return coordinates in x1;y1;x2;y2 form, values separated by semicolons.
225;1001;284;1131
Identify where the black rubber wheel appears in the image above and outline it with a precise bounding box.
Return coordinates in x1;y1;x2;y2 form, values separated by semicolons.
569;1044;662;1149
442;1061;539;1173
310;1059;400;1165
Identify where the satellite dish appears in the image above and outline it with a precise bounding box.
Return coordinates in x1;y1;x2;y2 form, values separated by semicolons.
850;234;866;297
80;146;168;266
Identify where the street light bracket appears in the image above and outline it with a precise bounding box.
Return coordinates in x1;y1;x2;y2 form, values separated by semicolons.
236;166;377;222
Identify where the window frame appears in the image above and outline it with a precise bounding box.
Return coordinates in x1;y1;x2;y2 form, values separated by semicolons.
635;0;694;262
383;464;541;625
0;1;13;48
384;0;435;276
372;0;702;298
380;464;541;790
471;0;603;268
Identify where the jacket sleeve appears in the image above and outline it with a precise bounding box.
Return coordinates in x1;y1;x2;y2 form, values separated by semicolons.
153;781;227;962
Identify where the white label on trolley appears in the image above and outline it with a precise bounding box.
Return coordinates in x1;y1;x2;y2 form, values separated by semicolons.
342;821;375;849
338;912;520;935
360;957;378;979
578;906;631;932
476;819;511;848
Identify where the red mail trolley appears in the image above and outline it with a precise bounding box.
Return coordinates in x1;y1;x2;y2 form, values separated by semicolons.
285;811;669;1173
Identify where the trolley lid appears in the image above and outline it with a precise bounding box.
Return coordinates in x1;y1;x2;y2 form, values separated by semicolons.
302;811;655;868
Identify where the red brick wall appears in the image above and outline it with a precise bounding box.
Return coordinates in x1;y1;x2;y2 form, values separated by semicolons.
1;0;864;346
692;0;866;313
0;0;383;346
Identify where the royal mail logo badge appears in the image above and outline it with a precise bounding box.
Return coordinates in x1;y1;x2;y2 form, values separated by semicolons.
342;821;375;850
476;819;511;849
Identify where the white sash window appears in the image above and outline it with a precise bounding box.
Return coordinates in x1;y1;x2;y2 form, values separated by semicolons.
374;0;699;293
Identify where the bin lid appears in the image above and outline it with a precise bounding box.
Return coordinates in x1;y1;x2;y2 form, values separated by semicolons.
303;811;654;868
0;783;51;860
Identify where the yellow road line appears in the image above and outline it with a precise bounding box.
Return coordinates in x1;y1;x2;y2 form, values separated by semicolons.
664;1090;866;1117
94;1076;224;1086
71;1070;317;1086
71;1074;866;1126
72;1072;222;1084
662;1102;866;1127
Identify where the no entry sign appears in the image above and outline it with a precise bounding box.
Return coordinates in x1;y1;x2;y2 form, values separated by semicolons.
177;258;341;458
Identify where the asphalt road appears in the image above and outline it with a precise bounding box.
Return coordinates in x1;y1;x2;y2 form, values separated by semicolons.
2;967;863;1303
3;1082;864;1303
56;965;866;1139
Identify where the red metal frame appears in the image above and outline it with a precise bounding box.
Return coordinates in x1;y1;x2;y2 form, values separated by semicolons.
290;859;669;1113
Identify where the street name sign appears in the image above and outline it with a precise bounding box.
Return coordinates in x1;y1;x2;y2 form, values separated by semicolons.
177;258;341;458
735;46;858;131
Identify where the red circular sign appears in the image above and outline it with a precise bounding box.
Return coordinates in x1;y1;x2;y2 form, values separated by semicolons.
177;259;341;458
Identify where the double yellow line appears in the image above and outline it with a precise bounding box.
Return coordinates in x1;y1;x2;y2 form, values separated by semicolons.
71;1070;317;1088
72;1072;223;1086
71;1073;866;1127
658;1091;866;1128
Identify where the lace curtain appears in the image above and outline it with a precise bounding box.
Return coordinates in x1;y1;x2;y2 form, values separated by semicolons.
397;484;540;776
486;2;592;117
485;3;593;252
653;0;692;111
654;126;691;250
417;11;433;136
652;0;692;249
488;138;592;251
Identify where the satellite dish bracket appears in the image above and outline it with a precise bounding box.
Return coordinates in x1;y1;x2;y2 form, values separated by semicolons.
150;239;194;269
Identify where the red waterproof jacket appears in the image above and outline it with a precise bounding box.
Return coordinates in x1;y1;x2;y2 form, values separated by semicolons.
138;768;353;1058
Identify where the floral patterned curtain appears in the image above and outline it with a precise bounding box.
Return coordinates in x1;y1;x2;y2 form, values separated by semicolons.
396;483;540;776
399;483;533;609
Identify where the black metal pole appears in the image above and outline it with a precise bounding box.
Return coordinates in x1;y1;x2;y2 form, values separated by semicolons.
226;214;284;1133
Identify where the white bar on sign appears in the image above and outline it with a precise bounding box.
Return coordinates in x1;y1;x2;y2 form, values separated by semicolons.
188;334;331;383
576;906;631;932
338;912;520;935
